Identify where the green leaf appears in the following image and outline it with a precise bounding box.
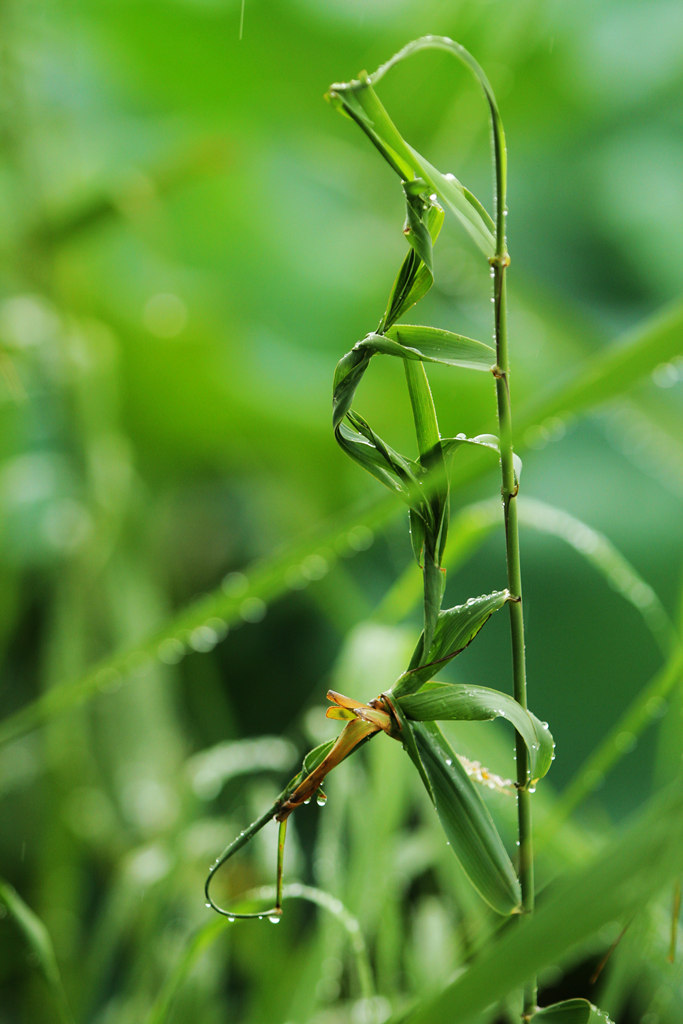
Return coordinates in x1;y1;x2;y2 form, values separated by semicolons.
393;590;510;697
407;721;522;915
339;412;422;497
326;72;495;255
519;498;673;655
0;879;74;1024
399;682;554;782
369;35;507;246
517;297;683;431
533;1000;614;1024
301;739;336;775
379;325;495;370
442;432;522;483
332;347;372;431
408;507;426;566
398;777;683;1024
403;356;447;652
381;185;443;331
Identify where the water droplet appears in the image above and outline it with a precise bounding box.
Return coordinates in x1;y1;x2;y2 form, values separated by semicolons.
445;758;452;766
455;432;466;440
222;572;248;596
300;553;329;581
204;902;212;908
268;914;281;924
528;785;536;794
652;361;679;389
285;566;308;590
227;916;236;923
316;793;327;807
157;637;186;665
257;915;264;920
189;625;219;653
646;695;667;718
345;525;374;552
239;597;267;623
615;731;636;753
143;292;187;338
303;797;311;805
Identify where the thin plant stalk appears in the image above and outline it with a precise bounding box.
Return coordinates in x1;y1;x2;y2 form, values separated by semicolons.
489;101;536;1016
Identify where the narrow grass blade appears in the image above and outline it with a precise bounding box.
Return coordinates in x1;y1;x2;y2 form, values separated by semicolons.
0;879;75;1024
541;642;683;843
397;776;683;1024
519;498;674;655
399;682;554;782
145;917;229;1024
517;297;683;432
408;721;522;915
533;1000;614;1024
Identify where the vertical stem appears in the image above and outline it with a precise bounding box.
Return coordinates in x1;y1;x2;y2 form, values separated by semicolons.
492;215;536;1015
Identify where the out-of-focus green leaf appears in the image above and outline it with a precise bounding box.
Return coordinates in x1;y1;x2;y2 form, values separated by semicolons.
399;775;683;1024
0;879;74;1024
533;999;614;1024
399;682;554;782
519;498;674;654
518;298;683;431
393;590;510;697
406;721;521;915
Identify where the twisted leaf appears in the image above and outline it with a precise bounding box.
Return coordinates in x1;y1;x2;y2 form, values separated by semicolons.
327;71;495;255
533;1000;614;1024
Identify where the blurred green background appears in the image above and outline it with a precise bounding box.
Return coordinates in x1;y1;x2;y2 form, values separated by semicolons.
1;1;682;1022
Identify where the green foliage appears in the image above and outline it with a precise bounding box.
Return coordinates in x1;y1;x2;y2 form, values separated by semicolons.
1;3;682;1024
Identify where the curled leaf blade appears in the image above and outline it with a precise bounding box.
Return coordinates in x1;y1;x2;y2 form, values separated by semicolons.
376;325;494;371
399;682;554;781
326;73;495;255
533;999;615;1024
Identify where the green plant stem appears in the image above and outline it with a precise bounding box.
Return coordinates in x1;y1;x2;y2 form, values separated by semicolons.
493;241;536;1017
